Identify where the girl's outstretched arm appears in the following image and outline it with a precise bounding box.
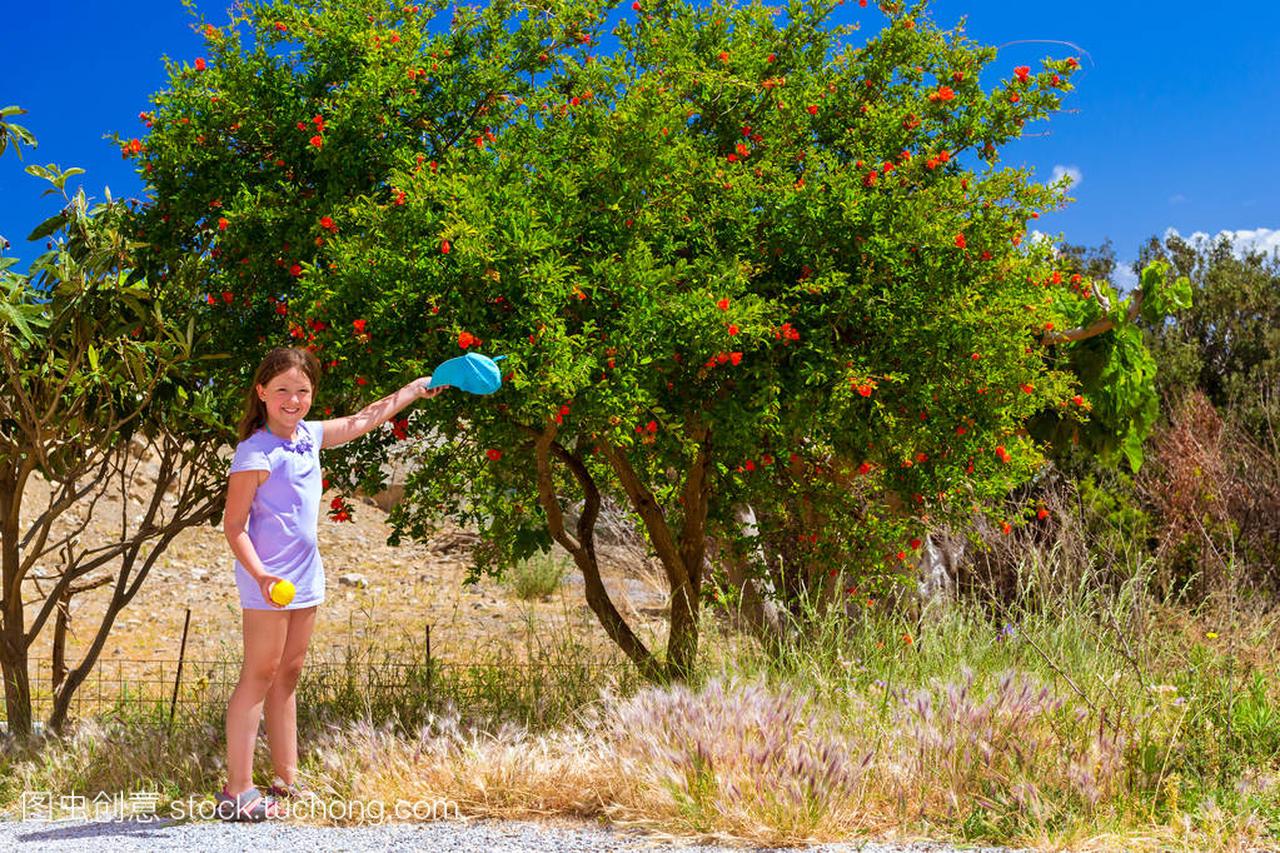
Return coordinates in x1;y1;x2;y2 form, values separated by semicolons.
320;378;447;449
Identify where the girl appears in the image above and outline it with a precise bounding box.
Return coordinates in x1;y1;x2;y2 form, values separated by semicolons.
214;346;447;821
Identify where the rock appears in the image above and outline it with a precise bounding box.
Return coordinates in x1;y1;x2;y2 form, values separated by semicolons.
339;572;369;588
426;529;479;555
191;569;210;582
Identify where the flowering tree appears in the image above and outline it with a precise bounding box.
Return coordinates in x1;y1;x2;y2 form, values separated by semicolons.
135;0;1184;679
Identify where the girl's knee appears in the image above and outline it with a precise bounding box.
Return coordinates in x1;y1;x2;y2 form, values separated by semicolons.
237;661;280;693
270;660;304;691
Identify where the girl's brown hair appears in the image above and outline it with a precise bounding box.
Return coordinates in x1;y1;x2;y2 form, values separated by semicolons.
237;347;322;441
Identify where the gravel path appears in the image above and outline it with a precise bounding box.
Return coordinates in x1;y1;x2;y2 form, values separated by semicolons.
0;817;1015;852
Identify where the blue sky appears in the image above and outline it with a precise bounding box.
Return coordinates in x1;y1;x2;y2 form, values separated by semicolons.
3;0;1278;287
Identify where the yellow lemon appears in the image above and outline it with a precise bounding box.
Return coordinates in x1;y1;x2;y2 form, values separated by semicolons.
270;580;296;606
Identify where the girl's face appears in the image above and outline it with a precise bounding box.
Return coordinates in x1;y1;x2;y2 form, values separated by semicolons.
257;367;313;435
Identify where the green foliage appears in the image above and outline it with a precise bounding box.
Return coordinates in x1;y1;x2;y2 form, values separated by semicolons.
504;552;568;600
0;105;36;161
138;0;1089;549
1029;257;1190;473
1138;258;1192;324
1141;231;1280;443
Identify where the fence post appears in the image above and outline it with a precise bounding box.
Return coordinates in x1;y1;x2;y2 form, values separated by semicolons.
168;607;192;729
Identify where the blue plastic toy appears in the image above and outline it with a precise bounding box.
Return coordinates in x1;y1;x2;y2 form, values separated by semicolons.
427;352;506;395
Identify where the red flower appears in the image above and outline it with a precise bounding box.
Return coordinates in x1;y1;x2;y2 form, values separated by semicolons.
727;323;739;336
857;384;873;397
486;448;503;461
954;233;967;249
857;461;872;475
1001;520;1012;535
995;445;1010;464
352;318;367;334
717;51;729;63
744;459;755;471
1072;394;1085;406
275;21;287;31
217;217;229;231
729;351;742;365
458;330;477;349
355;376;368;386
440;238;451;254
222;290;234;304
289;263;303;277
806;104;818;115
761;454;773;465
1036;507;1050;520
1014;65;1030;83
932;85;955;101
320;215;337;232
766;52;776;63
391;417;409;440
716;297;730;311
910;537;922;549
1020;383;1034;394
194;57;206;71
310;135;323;148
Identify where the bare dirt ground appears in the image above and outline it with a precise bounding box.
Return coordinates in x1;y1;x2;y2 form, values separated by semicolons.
18;449;670;681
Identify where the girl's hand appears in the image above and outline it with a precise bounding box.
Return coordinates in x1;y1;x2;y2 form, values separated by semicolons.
258;574;287;609
413;377;449;400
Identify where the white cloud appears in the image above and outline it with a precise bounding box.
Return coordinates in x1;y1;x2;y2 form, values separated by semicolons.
1168;193;1187;206
1048;164;1082;190
1111;227;1280;295
1163;226;1280;259
1110;263;1139;294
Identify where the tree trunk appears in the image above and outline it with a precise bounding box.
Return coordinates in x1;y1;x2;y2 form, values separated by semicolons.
0;624;32;738
716;504;785;644
0;467;34;738
51;587;70;692
528;426;666;683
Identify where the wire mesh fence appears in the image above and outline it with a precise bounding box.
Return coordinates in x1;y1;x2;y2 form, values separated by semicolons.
7;625;638;733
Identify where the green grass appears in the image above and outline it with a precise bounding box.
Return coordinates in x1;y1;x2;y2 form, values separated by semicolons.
503;552;568;600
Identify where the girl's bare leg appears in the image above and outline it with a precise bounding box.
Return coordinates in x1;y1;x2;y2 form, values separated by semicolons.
264;605;318;785
226;609;290;795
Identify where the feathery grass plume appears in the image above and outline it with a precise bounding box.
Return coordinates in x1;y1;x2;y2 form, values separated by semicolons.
602;677;871;843
891;667;1124;836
